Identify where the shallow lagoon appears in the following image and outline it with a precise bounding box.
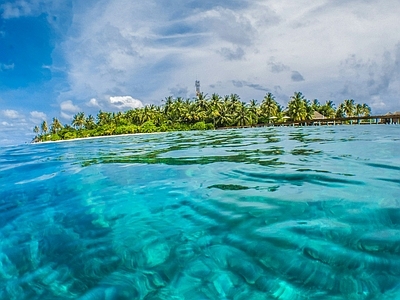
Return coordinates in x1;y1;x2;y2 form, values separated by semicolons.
1;125;400;299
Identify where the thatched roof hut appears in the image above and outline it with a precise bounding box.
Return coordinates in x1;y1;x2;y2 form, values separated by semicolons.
312;111;324;119
382;111;400;124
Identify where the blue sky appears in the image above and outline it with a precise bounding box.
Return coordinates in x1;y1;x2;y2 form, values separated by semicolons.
1;0;400;145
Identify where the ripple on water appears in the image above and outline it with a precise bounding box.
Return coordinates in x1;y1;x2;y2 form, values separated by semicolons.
0;126;400;299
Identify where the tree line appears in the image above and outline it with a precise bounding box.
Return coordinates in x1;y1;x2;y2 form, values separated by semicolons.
33;92;371;142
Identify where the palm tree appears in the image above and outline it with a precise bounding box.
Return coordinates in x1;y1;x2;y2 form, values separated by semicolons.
216;104;232;127
260;92;279;123
210;93;222;109
248;99;259;125
50;117;63;134
222;95;230;105
287;92;309;121
142;106;154;123
72;112;85;129
153;106;165;126
229;94;240;112
97;111;112;126
209;93;222;127
336;103;345;118
234;102;251;126
355;104;363;117
134;109;147;125
41;120;48;134
85;115;96;129
163;96;174;117
33;125;39;135
195;93;209;114
169;97;185;123
112;112;124;126
186;99;202;124
325;100;335;109
361;103;371;116
311;99;321;112
343;99;355;117
181;99;195;124
320;100;336;118
305;99;314;120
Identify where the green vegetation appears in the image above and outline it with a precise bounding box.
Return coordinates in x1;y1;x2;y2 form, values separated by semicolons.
33;92;371;142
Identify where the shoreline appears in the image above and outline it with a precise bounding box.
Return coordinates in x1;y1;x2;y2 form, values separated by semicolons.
33;131;165;145
32;119;400;145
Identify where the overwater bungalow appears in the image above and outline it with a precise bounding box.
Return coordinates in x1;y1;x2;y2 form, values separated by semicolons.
382;112;400;124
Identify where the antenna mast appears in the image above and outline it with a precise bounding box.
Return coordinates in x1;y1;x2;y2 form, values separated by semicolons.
195;80;201;96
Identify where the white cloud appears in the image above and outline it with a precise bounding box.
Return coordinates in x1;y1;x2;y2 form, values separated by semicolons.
0;63;14;71
86;98;101;108
2;0;400;146
1;121;12;126
189;7;257;46
370;96;387;111
291;71;305;82
60;100;81;113
58;100;82;120
1;109;21;119
268;57;290;73
0;1;34;19
83;96;143;112
60;111;73;120
49;0;400;113
335;43;400;113
218;47;246;61
0;0;67;21
30;111;47;120
109;96;144;110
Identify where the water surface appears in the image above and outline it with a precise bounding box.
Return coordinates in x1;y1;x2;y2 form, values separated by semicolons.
1;125;400;299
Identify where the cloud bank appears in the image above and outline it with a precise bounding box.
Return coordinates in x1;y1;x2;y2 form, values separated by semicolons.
1;0;400;145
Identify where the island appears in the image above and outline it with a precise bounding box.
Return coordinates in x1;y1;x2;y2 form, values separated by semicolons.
32;92;382;142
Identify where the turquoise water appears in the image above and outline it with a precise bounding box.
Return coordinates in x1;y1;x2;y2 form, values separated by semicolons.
1;125;400;299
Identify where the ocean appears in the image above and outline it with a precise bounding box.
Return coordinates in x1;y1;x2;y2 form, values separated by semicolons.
1;125;399;299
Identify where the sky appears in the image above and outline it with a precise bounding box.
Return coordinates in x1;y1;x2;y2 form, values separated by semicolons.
0;0;400;145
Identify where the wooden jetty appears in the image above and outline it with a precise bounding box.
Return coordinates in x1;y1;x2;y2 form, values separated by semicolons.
269;114;400;127
217;114;400;130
